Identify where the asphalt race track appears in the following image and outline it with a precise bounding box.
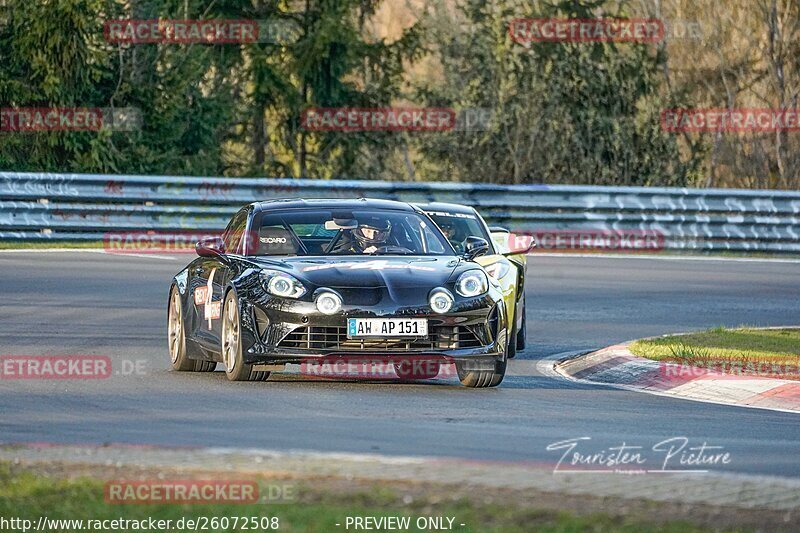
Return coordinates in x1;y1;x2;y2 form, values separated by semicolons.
1;251;799;477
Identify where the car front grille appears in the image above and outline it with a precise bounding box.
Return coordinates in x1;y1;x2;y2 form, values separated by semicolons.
277;325;485;351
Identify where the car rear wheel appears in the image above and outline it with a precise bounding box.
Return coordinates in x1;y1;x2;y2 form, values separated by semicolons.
169;286;217;372
168;286;195;371
222;291;269;382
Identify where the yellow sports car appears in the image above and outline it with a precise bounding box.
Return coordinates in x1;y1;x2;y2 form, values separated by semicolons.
416;203;534;358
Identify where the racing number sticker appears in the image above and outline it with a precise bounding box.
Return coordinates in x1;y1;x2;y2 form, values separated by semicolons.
194;286;209;305
205;301;221;322
204;268;220;327
194;268;221;328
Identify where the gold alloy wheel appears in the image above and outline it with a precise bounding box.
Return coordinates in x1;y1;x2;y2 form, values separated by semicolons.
222;293;239;373
168;290;182;364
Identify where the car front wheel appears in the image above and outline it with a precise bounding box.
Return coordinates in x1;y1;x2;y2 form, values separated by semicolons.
456;341;507;388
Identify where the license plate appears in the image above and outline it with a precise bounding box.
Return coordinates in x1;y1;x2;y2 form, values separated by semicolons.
347;318;428;338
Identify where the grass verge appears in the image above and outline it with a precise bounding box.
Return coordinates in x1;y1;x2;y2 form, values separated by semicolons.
630;327;800;379
0;461;720;533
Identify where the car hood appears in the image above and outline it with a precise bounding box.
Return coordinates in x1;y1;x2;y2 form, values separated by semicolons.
248;255;462;290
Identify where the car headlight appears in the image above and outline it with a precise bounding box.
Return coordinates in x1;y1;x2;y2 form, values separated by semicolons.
455;270;488;297
261;269;306;298
315;290;342;315
429;289;454;314
484;261;510;280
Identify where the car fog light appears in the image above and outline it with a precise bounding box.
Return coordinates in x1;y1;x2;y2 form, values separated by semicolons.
429;289;454;314
316;291;342;315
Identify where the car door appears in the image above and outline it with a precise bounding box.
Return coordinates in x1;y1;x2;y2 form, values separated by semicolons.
191;208;249;352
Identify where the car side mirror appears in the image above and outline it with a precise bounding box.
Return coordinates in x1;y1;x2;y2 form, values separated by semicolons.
489;232;511;254
488;226;510;233
463;236;490;261
196;236;226;258
501;233;537;255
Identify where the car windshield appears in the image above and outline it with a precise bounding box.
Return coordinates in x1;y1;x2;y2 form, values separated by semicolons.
250;208;454;257
424;210;490;254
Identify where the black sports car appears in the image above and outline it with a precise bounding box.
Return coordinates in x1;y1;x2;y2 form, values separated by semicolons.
168;198;509;387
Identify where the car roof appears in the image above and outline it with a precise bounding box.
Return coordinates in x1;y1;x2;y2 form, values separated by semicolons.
414;202;478;215
253;197;420;213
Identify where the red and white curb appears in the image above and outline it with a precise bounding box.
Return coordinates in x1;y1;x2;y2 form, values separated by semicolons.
557;344;800;414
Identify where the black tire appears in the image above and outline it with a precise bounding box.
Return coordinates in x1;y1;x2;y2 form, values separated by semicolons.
456;338;508;388
516;304;526;352
394;361;440;380
507;317;518;360
456;358;506;388
168;286;196;371
194;359;217;372
221;291;269;382
508;292;527;358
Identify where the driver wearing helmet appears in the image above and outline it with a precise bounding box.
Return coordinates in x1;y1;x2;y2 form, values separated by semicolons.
334;218;392;254
437;219;465;252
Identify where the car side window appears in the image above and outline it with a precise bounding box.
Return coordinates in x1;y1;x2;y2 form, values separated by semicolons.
420;221;446;254
223;208;249;254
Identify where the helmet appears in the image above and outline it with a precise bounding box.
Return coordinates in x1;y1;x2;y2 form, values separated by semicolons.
438;220;458;240
354;218;391;246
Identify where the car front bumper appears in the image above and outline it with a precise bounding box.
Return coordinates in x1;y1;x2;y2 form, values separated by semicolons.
238;294;506;366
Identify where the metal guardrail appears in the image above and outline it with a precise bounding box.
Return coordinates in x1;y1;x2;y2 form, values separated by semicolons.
1;171;799;253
